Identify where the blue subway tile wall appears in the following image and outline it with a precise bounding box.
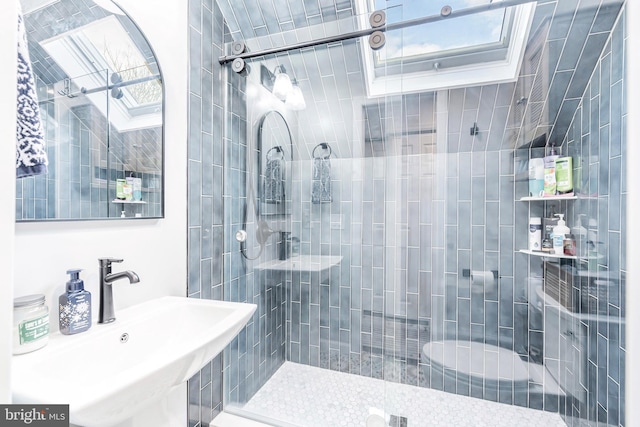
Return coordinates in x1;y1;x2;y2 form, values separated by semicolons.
188;1;288;425
272;1;624;419
555;7;626;426
187;0;227;425
186;0;626;425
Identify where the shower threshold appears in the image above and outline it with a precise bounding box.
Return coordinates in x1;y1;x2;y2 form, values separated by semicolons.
220;362;567;427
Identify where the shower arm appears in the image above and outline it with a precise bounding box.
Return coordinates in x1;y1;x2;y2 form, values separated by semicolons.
219;0;536;65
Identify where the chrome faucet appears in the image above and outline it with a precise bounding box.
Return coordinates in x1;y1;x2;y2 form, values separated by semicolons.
98;258;140;324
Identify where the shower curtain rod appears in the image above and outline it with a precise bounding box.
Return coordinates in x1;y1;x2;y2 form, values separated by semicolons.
218;0;535;65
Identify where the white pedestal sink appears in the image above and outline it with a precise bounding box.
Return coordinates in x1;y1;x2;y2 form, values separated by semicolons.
12;296;256;427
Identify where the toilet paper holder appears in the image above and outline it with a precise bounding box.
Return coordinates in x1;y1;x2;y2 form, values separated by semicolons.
462;269;499;280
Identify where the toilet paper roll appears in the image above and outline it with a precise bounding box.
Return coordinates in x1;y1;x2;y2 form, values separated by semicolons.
470;270;496;293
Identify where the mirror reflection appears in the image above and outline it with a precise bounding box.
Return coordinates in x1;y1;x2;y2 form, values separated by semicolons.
258;111;292;216
16;0;163;221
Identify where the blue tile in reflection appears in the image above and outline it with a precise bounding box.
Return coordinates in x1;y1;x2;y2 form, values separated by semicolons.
445;275;457;322
471;226;485;272
448;90;464;134
601;53;612;123
446;227;458;273
457;202;471;252
471;178;486;225
488;107;509;151
499;278;515;329
457;298;471;339
470;286;485;325
458;153;472;201
608;157;622;231
567;33;610;98
486;203;499;251
499;177;514;225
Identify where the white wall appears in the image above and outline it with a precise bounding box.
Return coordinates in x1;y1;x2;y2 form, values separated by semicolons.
0;0;18;404
13;0;188;331
626;2;638;426
4;0;187;421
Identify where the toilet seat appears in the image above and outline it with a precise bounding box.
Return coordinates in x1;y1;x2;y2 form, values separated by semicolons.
422;340;531;391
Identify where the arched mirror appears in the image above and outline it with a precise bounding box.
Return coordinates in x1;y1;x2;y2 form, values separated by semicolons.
257;111;292;216
16;0;163;221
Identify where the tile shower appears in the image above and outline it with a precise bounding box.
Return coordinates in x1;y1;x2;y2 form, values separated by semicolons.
186;0;627;426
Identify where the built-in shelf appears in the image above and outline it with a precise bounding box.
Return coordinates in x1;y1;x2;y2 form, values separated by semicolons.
535;287;624;323
518;195;577;201
519;249;577;260
111;199;147;204
255;255;343;273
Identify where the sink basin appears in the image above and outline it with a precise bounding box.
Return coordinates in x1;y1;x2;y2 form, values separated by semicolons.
12;296;256;427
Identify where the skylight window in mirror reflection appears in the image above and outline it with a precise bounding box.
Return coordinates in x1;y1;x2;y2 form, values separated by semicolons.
369;0;510;63
41;16;161;110
80;17;162;107
39;15;162;131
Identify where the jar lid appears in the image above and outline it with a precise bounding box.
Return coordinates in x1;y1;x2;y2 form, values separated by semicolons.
14;294;46;308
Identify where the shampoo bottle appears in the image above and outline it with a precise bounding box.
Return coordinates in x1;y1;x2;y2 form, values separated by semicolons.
59;269;92;335
552;214;570;255
543;145;559;196
555;156;573;194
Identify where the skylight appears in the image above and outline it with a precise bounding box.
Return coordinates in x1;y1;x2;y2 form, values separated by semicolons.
38;15;161;131
374;0;508;62
357;0;536;96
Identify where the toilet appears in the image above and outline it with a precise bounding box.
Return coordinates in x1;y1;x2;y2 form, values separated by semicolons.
422;340;532;392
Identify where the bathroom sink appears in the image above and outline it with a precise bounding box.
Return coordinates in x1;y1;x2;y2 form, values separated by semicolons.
12;296;256;427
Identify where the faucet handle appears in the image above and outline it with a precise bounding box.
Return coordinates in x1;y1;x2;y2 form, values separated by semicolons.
99;258;124;267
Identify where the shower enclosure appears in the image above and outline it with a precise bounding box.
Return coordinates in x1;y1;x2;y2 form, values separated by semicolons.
214;0;626;425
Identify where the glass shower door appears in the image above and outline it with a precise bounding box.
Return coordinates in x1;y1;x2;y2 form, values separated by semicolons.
219;1;552;425
217;1;429;422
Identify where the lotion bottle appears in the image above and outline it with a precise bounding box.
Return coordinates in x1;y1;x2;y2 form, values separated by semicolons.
552;214;570;255
59;269;92;335
528;217;542;251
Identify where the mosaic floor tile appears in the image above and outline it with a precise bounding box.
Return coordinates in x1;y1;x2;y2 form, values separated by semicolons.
242;362;567;427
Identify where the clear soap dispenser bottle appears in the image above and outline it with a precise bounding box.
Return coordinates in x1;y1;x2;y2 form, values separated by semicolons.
59;269;92;335
552;214;570;255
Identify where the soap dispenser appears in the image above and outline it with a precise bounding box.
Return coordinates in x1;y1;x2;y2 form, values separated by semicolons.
552;214;570;255
59;269;92;335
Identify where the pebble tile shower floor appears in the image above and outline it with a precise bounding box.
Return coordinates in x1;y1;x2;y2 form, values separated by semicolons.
240;362;567;427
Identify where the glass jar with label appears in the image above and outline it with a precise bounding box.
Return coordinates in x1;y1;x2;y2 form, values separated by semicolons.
13;294;50;355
